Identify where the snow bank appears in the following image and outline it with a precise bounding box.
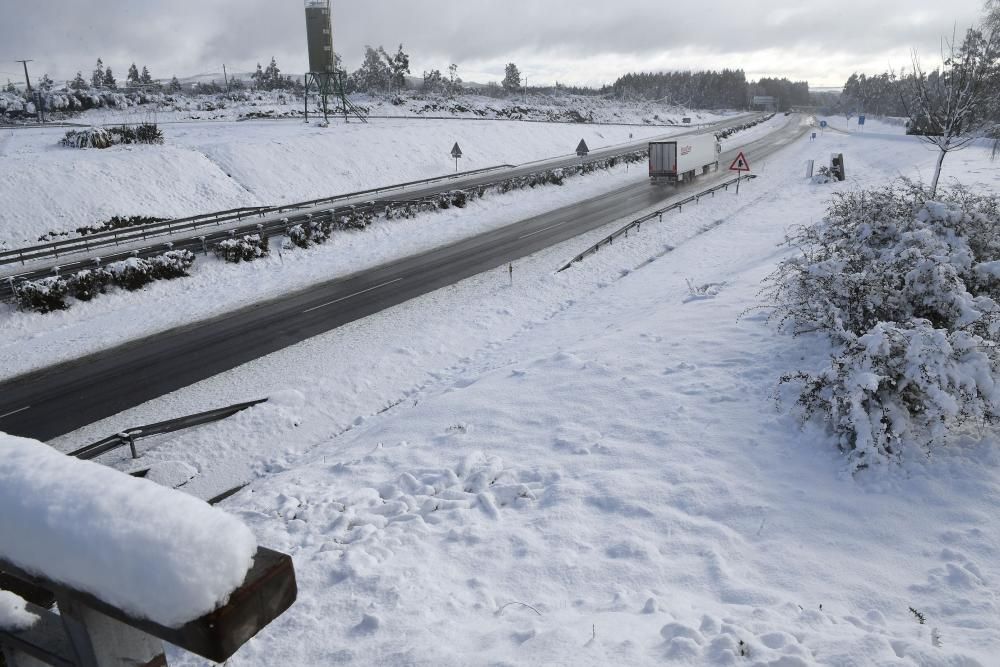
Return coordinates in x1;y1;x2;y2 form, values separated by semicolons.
0;591;38;631
0;433;257;628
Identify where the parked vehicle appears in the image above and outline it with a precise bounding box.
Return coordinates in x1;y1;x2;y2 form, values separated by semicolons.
648;134;722;184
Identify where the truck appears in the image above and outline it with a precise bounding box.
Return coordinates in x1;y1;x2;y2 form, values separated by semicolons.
648;134;722;184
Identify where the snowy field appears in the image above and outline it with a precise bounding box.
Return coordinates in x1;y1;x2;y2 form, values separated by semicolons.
60;91;731;128
39;125;1000;665
0;117;681;249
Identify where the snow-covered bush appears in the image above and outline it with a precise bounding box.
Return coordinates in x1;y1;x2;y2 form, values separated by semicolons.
150;250;196;279
60;123;163;149
214;234;269;263
765;184;1000;467
60;127;114;149
13;277;69;313
67;268;112;301
107;257;156;291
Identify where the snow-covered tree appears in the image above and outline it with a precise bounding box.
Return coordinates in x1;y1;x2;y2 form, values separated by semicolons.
70;72;89;91
354;45;391;94
264;58;280;87
3;80;15;94
140;66;153;85
899;28;1000;197
102;67;117;90
91;58;105;89
127;63;140;86
386;44;410;92
422;69;444;93
502;63;521;92
448;63;463;95
168;76;182;93
37;74;54;92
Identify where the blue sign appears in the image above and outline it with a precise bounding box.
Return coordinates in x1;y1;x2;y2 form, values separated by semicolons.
820;120;828;128
858;115;866;126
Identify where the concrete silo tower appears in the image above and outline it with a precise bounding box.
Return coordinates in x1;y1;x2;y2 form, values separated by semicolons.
303;0;366;123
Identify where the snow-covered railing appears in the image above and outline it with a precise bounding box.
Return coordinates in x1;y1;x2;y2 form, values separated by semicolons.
557;174;759;272
0;164;517;270
0;433;296;666
69;397;269;461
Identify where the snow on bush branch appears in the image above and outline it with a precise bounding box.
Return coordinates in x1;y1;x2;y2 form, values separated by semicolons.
762;183;1000;467
60;124;164;149
13;251;196;313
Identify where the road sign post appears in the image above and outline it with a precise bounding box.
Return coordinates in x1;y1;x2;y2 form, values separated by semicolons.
729;151;752;194
451;142;463;172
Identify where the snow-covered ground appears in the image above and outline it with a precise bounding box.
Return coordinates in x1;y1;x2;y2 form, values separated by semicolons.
41;121;1000;664
0;117;681;249
60;91;731;128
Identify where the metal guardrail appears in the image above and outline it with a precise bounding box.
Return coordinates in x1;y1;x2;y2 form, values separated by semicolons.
0;165;518;269
68;398;268;461
0;151;648;299
557;174;759;272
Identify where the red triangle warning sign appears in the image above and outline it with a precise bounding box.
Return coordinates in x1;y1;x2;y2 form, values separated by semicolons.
729;151;751;172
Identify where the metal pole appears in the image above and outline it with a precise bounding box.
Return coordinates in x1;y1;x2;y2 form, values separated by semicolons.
16;60;33;93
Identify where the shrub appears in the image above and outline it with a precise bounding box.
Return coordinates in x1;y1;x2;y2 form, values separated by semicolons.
60;127;113;149
214;234;269;263
67;268;112;301
150;250;195;279
764;184;1000;467
107;257;155;291
13;277;69;312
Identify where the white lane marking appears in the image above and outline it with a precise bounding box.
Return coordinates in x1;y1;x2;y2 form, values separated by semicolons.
0;405;31;420
303;278;404;314
519;222;567;240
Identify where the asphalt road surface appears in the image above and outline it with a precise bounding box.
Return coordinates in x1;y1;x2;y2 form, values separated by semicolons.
0;116;809;441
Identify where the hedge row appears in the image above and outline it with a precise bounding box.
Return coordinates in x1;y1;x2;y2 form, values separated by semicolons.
716;113;776;140
12;250;195;313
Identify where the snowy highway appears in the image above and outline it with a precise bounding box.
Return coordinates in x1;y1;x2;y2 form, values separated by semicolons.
0;116;808;441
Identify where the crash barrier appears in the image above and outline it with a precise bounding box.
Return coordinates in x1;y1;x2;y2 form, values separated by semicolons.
0;151;648;301
0;165;518;269
68;398;268;461
557;174;759;272
0;547;296;666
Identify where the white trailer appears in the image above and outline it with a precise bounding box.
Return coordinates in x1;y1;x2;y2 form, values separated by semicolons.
648;134;722;184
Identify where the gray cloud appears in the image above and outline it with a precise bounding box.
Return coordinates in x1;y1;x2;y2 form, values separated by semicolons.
0;0;988;88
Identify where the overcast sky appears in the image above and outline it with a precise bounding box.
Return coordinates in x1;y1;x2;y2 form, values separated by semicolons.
0;0;990;89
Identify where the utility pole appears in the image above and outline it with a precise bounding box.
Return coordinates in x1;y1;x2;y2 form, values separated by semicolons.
523;75;527;104
222;64;229;92
16;59;34;93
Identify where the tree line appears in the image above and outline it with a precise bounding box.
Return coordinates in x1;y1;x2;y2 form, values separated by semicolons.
611;70;810;110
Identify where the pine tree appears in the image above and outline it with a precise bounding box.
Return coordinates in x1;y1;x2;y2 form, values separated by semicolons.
168;76;182;93
70;72;89;91
37;74;54;92
263;57;281;90
4;80;15;94
140;66;153;85
127;63;140;86
91;58;105;89
251;63;264;90
103;67;117;90
502;63;521;92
